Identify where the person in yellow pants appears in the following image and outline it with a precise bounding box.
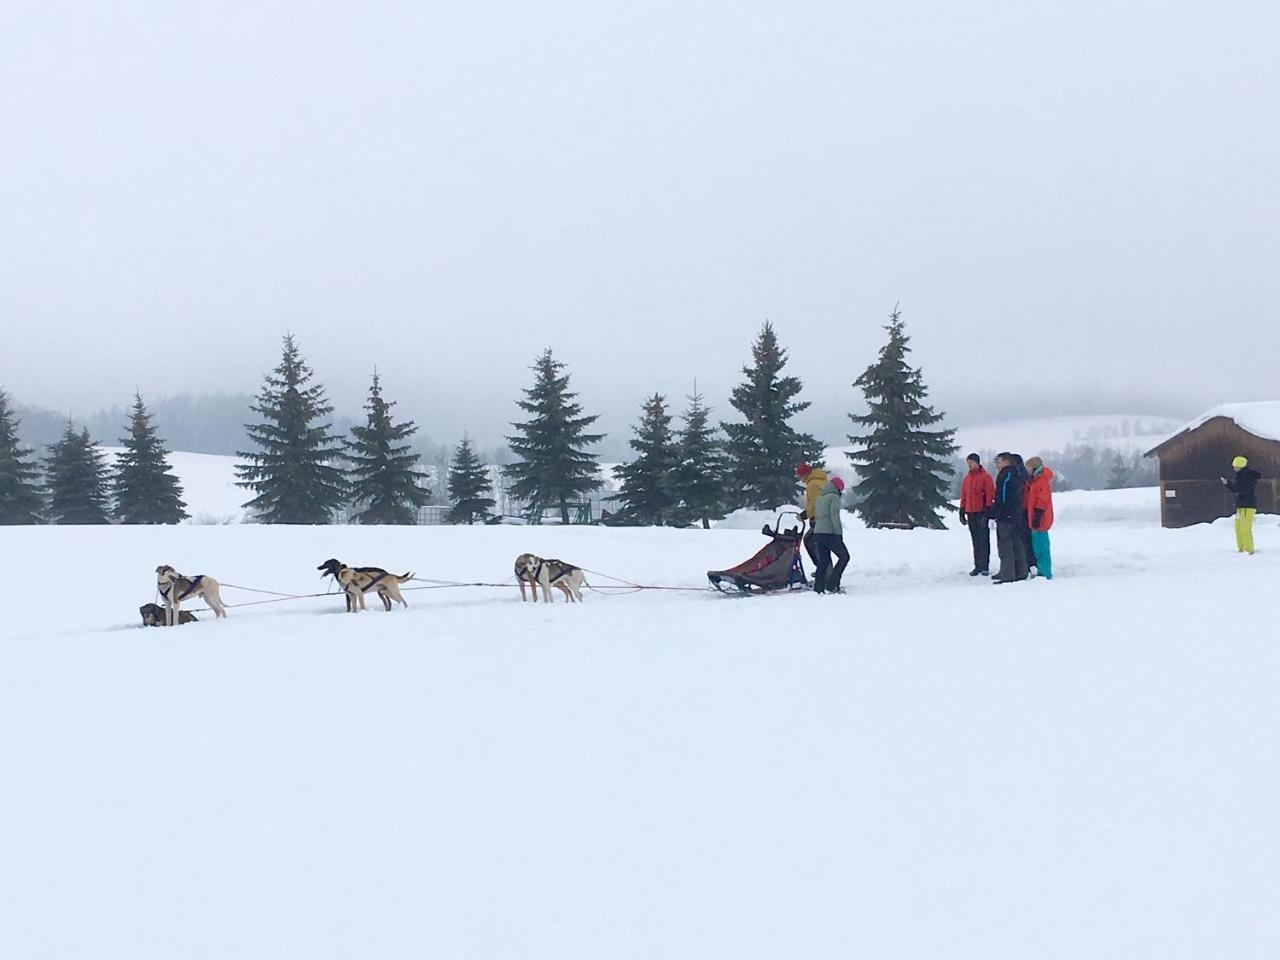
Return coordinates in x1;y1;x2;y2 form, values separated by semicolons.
1223;455;1261;555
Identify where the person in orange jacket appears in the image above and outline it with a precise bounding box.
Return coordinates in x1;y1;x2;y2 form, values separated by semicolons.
959;453;995;576
1024;456;1054;580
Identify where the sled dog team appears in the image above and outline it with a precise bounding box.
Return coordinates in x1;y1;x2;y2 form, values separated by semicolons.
145;554;584;626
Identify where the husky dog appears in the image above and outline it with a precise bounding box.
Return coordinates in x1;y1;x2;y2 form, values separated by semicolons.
513;553;584;603
155;565;227;625
140;602;197;627
317;559;414;612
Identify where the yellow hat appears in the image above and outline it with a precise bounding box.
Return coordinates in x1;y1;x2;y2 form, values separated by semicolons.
1233;456;1248;469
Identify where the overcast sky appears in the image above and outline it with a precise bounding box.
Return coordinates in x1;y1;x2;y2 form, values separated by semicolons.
3;0;1277;449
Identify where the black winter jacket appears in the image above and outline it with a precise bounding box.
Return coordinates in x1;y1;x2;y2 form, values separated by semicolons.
990;465;1026;523
1226;467;1262;509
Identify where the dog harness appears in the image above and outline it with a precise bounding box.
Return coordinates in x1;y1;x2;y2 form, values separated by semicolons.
162;574;203;602
536;560;579;584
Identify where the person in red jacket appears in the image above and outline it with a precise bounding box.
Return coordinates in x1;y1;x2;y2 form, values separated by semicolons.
1024;456;1054;580
959;453;995;576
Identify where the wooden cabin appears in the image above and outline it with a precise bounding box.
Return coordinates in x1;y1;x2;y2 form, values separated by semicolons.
1145;403;1280;528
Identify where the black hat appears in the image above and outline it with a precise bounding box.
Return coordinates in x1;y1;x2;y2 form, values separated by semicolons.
966;452;980;463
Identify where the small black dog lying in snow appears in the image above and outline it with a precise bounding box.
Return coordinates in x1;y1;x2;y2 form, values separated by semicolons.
140;603;197;627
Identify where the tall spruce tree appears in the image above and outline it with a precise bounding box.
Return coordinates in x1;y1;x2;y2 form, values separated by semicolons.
846;307;958;529
612;393;680;525
670;388;727;529
721;323;824;509
504;349;604;524
235;334;348;524
0;390;45;524
447;435;496;524
45;421;111;524
345;372;431;524
113;392;188;524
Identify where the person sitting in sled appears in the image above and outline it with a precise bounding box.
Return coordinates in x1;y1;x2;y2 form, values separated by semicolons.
796;461;828;567
812;476;850;594
1223;455;1262;555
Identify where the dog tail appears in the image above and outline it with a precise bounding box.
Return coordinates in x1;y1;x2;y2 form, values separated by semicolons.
398;571;414;583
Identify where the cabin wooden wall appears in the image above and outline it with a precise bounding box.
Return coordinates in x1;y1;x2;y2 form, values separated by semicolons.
1153;418;1280;527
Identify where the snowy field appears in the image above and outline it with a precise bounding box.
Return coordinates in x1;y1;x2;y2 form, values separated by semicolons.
4;489;1280;958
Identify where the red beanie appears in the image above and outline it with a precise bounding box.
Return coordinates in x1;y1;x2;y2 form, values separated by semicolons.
795;463;812;477
831;477;845;492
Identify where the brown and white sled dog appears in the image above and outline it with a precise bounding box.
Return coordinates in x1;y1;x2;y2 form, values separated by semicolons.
514;553;585;603
155;565;227;625
317;559;414;612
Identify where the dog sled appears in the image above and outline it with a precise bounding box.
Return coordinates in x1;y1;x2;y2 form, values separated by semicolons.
707;510;809;595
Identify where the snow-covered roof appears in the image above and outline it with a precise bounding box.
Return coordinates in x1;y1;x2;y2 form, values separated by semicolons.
1149;401;1280;454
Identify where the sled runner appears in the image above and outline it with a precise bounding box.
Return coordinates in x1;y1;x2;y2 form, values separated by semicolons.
708;510;809;594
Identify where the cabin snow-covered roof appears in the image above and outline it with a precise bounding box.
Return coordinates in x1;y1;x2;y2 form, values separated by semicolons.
1147;401;1280;456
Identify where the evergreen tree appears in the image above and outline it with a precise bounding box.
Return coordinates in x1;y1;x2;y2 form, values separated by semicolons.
447;435;496;524
44;421;111;524
670;388;727;529
112;392;188;523
846;306;958;529
612;393;680;525
235;334;348;524
504;349;605;524
345;372;431;524
721;322;824;509
1106;453;1132;490
0;389;45;524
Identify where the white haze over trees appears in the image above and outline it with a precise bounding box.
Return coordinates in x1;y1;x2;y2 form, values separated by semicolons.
3;0;1279;451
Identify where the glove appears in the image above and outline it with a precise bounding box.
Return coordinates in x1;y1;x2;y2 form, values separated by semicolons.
1220;477;1229;486
1032;508;1045;530
959;511;968;526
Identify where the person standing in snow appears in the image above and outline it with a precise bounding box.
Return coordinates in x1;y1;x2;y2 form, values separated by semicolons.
988;452;1029;583
1024;456;1055;580
1222;455;1262;555
1009;452;1035;574
812;476;850;594
959;453;995;576
796;462;828;567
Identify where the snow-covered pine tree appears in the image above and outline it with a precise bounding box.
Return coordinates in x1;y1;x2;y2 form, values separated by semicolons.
345;372;431;524
112;392;188;524
846;306;958;529
44;421;111;524
446;435;495;524
0;390;45;524
721;323;824;510
504;349;604;524
669;389;727;529
612;393;680;525
235;334;348;524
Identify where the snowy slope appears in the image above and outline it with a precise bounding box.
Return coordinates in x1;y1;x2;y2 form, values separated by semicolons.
821;415;1180;481
4;491;1279;958
103;447;248;523
952;414;1181;456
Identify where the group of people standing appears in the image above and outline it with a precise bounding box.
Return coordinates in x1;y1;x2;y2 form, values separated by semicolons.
792;450;1263;594
960;452;1055;583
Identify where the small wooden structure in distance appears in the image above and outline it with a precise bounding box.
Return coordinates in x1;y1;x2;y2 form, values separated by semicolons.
1144;402;1280;528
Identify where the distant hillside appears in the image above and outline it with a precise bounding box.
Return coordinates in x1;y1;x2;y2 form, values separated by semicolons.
952;414;1182;457
826;413;1179;492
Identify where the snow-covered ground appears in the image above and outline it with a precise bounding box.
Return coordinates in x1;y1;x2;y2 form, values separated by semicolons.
4;488;1279;958
103;448;249;524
